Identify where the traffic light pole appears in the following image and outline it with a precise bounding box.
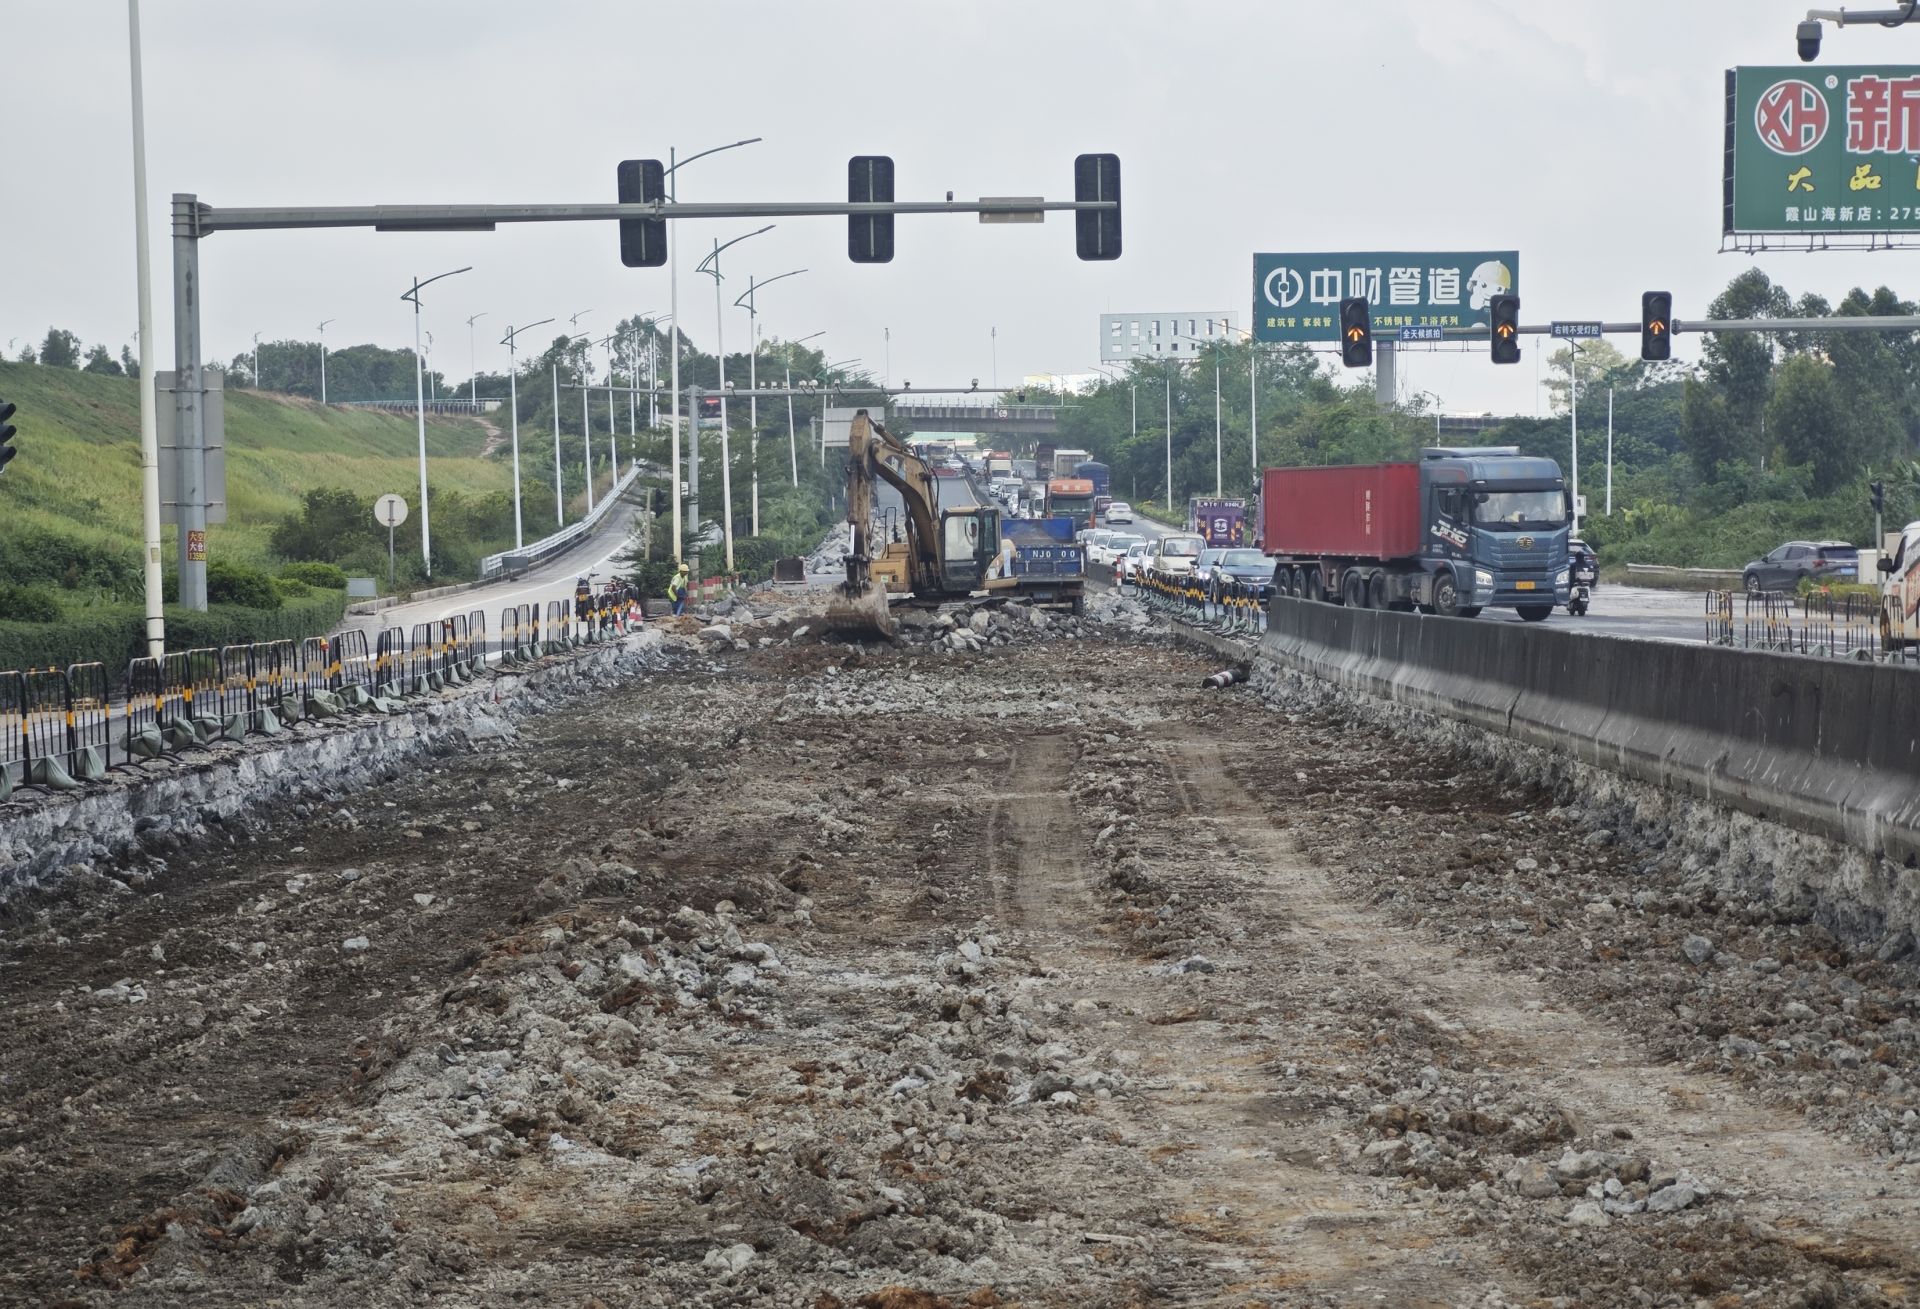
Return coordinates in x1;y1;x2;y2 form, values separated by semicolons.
164;187;1115;610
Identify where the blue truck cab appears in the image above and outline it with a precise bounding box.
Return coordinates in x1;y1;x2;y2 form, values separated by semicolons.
1421;447;1570;618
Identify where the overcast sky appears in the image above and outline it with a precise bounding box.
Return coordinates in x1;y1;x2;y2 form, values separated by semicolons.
9;1;1920;418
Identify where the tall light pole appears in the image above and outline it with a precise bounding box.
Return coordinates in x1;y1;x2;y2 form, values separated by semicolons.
1165;365;1175;511
991;325;998;388
251;330;262;389
664;136;763;566
465;311;487;409
127;0;164;655
595;332;619;485
400;265;471;577
317;318;334;405
788;329;824;486
696;224;775;571
735;267;806;534
500;317;552;549
645;314;671;429
552;329;588;528
569;311;594;512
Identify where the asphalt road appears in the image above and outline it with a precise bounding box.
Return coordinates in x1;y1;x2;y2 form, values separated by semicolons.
340;494;641;641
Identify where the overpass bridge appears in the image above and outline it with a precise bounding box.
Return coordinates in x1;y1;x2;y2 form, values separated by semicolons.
890;403;1062;438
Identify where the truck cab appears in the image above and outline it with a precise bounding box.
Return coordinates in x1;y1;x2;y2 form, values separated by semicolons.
1420;447;1570;618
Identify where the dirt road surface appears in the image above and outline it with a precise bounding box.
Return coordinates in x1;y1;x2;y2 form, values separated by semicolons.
2;604;1916;1307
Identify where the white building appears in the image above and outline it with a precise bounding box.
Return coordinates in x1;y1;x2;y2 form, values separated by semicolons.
1100;311;1240;362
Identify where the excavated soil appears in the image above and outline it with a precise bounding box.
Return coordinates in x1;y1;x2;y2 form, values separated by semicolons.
1;614;1916;1307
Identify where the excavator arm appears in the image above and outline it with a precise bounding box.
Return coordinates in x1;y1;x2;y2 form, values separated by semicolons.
831;409;947;636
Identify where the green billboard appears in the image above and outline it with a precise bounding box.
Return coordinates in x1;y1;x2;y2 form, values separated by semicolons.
1251;251;1519;344
1726;65;1920;236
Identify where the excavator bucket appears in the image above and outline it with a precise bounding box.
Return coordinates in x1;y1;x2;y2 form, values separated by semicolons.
825;578;896;638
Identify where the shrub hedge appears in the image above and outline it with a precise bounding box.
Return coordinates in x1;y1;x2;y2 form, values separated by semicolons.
0;588;347;681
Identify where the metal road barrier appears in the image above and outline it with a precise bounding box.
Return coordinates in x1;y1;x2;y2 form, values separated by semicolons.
1127;567;1268;638
1702;589;1899;661
0;580;642;799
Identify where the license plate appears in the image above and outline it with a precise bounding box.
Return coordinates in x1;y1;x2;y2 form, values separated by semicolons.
1515;580;1536;590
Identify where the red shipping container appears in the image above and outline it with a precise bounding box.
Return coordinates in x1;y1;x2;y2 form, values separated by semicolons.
1260;463;1423;561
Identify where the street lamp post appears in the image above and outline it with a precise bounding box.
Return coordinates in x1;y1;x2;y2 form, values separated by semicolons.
735;267;807;535
465;311;486;409
251;331;261;389
500;318;552;549
317;318;334;405
401;265;471;577
1165;367;1174;511
597;333;619;484
696;224;775;571
664;136;763;565
569;311;595;513
552;330;589;529
788;330;824;486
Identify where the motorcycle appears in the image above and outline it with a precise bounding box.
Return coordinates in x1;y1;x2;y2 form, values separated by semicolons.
1567;542;1598;617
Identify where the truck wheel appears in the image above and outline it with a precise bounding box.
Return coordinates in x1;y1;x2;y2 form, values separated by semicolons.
1343;571;1367;608
1287;566;1303;597
1305;570;1325;603
1367;572;1390;610
1518;604;1553;622
1432;573;1462;618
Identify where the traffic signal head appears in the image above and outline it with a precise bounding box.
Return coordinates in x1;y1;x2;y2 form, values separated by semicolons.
616;159;667;268
0;400;15;476
1640;291;1672;362
1338;297;1372;369
849;155;895;263
1872;480;1886;515
1074;153;1121;260
1489;295;1521;365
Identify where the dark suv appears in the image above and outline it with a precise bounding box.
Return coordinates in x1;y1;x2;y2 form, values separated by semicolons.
1742;540;1859;594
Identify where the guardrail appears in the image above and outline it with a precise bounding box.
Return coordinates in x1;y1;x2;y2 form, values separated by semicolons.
1123;566;1268;637
1702;589;1913;663
0;583;644;800
479;465;641;580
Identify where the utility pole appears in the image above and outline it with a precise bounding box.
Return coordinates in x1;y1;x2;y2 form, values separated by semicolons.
1568;341;1582;537
465;311;486;409
401;265;471;578
735;267;806;535
128;0;163;653
501;317;552;549
317;318;334;405
1605;385;1614;518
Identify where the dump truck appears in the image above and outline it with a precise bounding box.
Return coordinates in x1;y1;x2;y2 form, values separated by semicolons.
1259;446;1570;620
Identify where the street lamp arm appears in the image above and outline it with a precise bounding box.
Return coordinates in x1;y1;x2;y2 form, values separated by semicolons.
733;267;808;309
502;316;557;347
400;265;473;304
664;137;763;176
695;224;776;276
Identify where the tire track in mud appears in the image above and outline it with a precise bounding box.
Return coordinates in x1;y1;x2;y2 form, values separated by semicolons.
1176;724;1920;1298
980;718;1522;1306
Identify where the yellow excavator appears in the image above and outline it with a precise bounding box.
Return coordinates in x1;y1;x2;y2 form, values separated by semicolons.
827;410;1008;638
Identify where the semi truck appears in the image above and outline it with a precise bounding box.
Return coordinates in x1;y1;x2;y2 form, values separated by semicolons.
1259;447;1571;620
1188;496;1246;547
1073;460;1112;499
1051;447;1092;477
1045;477;1098;533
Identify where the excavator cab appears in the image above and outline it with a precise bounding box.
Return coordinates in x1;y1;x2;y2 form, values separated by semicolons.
940;508;999;594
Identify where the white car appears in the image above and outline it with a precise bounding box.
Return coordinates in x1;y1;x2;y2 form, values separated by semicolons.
1088;533;1145;567
1105;501;1135;525
1151;534;1208;576
1079;527;1116;550
1117;540;1155;583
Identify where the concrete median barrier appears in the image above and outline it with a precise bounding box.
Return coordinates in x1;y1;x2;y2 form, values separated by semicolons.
1259;596;1920;867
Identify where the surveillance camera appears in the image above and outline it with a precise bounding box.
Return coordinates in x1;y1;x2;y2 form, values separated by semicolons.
970;378;978;390
1797;19;1822;61
903;379;911;389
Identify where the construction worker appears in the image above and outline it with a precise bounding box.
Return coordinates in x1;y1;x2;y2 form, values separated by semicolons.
668;564;690;617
